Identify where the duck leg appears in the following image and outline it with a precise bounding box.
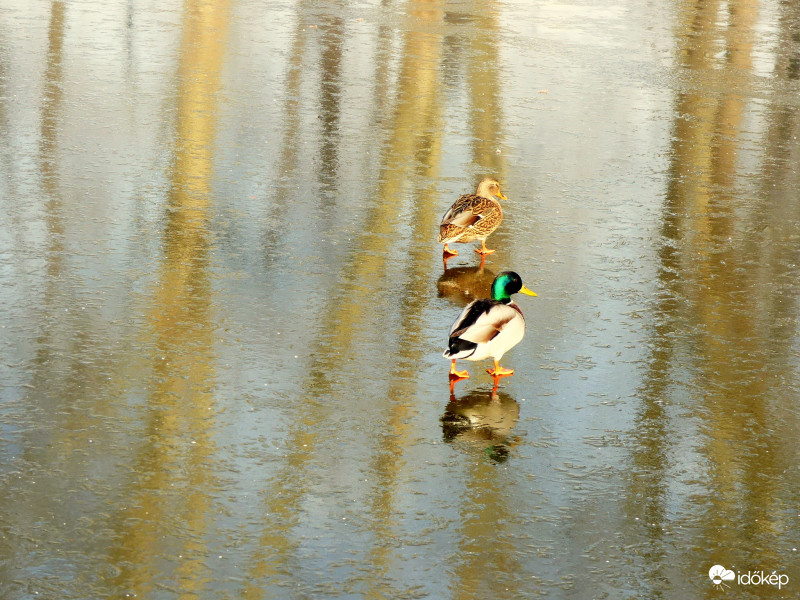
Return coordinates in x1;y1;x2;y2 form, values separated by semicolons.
474;239;496;255
442;243;458;258
449;359;469;380
486;359;514;377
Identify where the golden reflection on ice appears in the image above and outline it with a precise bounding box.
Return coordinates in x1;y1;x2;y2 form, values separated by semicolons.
242;1;511;597
107;0;228;596
631;0;797;583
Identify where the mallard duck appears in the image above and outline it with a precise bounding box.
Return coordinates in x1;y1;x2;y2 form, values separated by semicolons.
444;271;536;380
438;178;507;259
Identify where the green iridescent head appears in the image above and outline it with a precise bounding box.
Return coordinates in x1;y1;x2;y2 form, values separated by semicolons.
490;271;537;303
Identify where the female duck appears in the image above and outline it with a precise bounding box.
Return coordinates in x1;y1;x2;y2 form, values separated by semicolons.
444;271;536;380
438;178;507;259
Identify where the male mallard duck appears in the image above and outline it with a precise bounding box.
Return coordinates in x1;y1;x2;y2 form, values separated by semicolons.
444;271;536;380
438;178;507;259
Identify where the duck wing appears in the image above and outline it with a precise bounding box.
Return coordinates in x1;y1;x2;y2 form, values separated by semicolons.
445;300;520;359
440;194;498;229
450;300;519;342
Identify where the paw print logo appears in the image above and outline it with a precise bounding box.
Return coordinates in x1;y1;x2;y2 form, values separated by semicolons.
709;565;735;589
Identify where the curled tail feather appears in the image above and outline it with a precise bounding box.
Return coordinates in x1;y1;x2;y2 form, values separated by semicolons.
443;337;477;359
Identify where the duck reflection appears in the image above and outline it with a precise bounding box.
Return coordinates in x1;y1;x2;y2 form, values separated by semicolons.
436;262;496;307
441;384;520;463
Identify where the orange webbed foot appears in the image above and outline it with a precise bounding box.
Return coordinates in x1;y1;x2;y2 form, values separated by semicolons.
443;244;458;258
486;360;514;378
486;367;513;377
475;240;496;256
449;359;469;381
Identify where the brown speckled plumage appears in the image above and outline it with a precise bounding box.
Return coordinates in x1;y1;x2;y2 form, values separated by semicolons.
438;179;506;255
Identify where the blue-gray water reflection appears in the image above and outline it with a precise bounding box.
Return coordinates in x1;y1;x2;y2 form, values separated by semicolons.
1;0;799;598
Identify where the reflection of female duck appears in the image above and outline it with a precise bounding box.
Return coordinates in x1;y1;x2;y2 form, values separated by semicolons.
444;271;536;380
438;178;507;260
436;264;496;307
441;387;520;462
